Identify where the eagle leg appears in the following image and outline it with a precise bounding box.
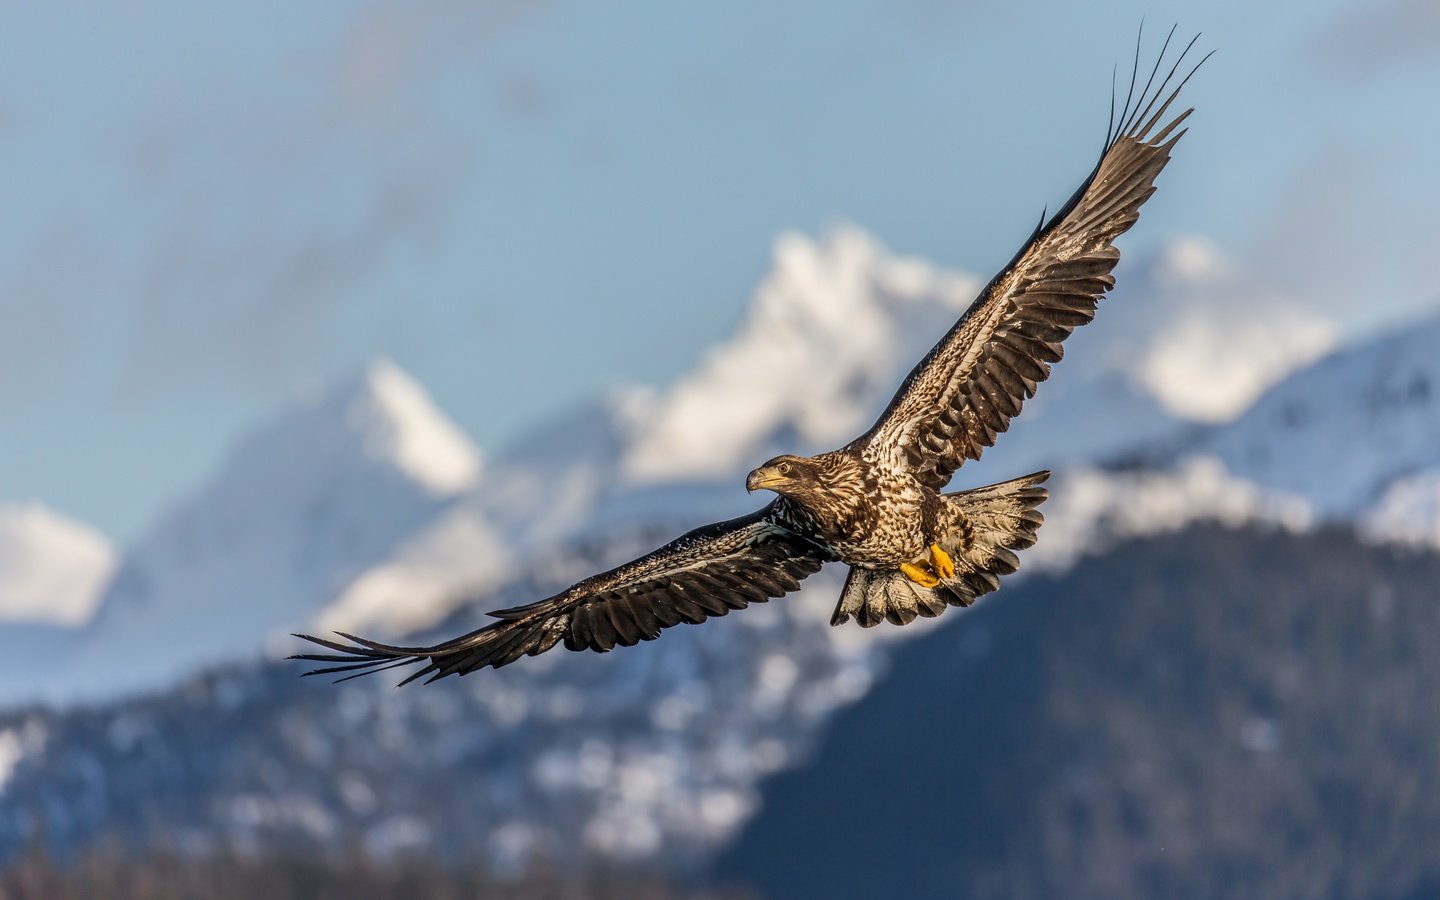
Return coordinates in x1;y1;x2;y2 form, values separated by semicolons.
900;560;941;589
928;543;956;581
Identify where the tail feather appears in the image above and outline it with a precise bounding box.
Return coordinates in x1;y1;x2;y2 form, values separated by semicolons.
832;568;952;627
830;470;1049;628
945;468;1049;578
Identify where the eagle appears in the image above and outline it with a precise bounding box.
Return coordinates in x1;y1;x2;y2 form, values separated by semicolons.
295;32;1208;686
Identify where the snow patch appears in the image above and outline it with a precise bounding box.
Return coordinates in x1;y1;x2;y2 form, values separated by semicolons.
1360;470;1440;549
0;730;20;795
1031;457;1314;572
0;720;43;796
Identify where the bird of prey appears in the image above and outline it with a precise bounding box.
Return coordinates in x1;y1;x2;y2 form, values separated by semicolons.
296;32;1208;686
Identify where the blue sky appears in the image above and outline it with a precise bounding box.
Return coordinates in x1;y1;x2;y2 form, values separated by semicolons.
2;0;1437;542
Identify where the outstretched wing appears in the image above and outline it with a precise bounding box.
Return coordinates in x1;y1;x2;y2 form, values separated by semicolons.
293;505;830;685
856;32;1210;491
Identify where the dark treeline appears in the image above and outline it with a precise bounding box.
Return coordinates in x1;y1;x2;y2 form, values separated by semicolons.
0;846;751;900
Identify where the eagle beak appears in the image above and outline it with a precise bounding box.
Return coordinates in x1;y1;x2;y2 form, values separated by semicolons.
746;466;786;493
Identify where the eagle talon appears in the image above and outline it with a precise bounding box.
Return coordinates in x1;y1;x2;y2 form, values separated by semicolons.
929;543;956;581
900;561;941;589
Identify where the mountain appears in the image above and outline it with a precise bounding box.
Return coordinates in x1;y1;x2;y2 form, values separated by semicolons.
5;230;1440;881
0;227;1303;872
0;541;891;870
620;228;979;483
1196;310;1440;516
458;227;1184;556
0;455;1317;866
6;521;1437;893
0;228;1201;708
619;227;1182;490
447;227;1190;592
717;525;1440;899
15;361;486;707
0;504;115;627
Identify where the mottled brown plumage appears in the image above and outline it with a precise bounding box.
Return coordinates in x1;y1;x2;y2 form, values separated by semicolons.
294;33;1206;685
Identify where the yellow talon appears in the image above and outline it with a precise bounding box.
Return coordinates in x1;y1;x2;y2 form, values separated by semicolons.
929;543;956;581
900;561;940;589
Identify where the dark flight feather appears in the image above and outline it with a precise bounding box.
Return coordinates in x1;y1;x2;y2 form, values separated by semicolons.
293;507;830;683
853;35;1210;492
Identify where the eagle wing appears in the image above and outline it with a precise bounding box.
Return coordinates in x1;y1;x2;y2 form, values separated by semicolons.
292;505;829;684
856;34;1209;491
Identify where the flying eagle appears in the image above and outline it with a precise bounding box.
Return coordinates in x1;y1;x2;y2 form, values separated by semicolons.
295;33;1208;686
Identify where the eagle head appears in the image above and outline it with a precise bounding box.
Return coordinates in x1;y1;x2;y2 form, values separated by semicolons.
746;455;823;496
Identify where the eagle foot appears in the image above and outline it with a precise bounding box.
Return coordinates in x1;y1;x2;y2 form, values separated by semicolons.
900;561;941;589
929;543;956;581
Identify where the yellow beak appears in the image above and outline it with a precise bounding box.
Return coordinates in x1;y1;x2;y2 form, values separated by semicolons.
746;466;787;493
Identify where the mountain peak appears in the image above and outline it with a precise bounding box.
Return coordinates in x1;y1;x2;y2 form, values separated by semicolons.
318;357;482;496
60;360;484;704
620;227;981;482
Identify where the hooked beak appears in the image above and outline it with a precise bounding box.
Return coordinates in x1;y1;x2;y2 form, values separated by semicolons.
746;466;786;493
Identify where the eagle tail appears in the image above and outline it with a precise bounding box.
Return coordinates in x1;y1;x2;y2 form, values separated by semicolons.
829;470;1048;627
941;469;1050;589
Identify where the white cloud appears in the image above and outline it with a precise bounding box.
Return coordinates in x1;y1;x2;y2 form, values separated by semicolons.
1115;237;1339;423
1138;304;1337;422
0;504;116;626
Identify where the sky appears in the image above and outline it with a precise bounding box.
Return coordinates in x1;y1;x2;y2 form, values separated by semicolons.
2;0;1438;544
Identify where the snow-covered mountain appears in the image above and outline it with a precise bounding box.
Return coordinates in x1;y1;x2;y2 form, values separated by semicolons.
329;228;1199;633
19;227;1436;711
0;227;1201;707
7;229;1440;875
0;504;115;627
620;227;1183;489
1193;310;1440;524
619;228;983;482
17;361;491;707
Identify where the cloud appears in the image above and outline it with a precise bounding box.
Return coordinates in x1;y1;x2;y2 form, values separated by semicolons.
1111;135;1440;423
1312;0;1440;76
1104;238;1338;423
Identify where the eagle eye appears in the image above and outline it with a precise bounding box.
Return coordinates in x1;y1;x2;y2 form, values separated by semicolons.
778;461;792;475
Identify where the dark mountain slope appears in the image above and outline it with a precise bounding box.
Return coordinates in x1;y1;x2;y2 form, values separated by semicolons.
717;525;1440;900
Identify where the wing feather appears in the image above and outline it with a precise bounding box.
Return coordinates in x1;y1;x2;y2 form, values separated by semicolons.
292;505;830;684
856;33;1210;490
